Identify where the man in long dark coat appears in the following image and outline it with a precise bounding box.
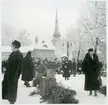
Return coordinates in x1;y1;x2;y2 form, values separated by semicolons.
21;51;34;87
62;57;70;80
72;59;77;77
82;48;100;96
2;40;23;104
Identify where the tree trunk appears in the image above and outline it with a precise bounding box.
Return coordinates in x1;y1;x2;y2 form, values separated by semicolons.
67;41;69;59
77;49;80;62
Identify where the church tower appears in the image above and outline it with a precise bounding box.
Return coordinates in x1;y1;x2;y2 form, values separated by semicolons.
52;9;61;46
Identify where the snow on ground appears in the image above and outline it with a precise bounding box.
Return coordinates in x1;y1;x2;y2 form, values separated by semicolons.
2;74;107;104
56;74;107;104
2;75;42;104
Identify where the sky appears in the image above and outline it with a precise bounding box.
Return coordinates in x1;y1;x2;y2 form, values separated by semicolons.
2;0;88;42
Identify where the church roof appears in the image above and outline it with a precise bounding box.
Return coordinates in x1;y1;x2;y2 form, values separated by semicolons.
34;41;55;50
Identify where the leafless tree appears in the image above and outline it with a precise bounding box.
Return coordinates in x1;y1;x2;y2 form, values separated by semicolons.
78;1;106;48
17;29;32;46
66;1;106;60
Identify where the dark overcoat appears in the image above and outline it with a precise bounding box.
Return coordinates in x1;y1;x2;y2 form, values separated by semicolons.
2;50;23;102
21;55;34;81
68;60;72;74
72;61;77;71
77;62;82;69
82;53;100;91
62;61;70;77
77;61;83;73
68;60;72;70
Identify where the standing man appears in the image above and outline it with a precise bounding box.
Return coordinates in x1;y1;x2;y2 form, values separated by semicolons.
72;59;77;77
2;40;23;104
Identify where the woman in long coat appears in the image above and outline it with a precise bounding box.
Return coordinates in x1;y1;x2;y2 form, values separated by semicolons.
2;40;23;104
21;51;34;87
62;57;70;80
82;48;100;96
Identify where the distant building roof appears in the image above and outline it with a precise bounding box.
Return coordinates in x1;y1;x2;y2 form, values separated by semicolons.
1;46;34;53
2;41;55;53
34;41;55;50
60;53;67;57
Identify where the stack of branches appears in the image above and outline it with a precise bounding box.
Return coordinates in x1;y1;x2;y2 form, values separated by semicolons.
40;85;79;104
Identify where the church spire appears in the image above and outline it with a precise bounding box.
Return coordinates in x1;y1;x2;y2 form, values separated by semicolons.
55;8;59;32
53;8;61;38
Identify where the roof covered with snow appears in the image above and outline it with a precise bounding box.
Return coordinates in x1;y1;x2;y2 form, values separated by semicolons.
33;40;55;50
2;41;55;53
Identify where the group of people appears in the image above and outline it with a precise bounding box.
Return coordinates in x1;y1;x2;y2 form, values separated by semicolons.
62;48;102;96
2;41;58;104
61;58;82;80
2;40;103;104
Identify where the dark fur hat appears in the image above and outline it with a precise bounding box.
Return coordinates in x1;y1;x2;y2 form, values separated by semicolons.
88;48;93;52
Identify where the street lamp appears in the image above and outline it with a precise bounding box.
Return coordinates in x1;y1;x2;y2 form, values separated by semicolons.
95;37;100;54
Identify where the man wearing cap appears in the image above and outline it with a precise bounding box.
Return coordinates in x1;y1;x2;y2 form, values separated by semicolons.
2;40;23;104
82;48;100;96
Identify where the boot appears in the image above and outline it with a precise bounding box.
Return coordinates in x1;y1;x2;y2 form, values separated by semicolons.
9;101;15;104
89;91;92;96
94;91;97;96
26;83;31;87
24;81;28;85
73;74;76;77
67;77;69;80
24;82;26;85
25;81;31;87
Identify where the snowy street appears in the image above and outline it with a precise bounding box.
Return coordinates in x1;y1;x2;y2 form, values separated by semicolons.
56;74;106;104
2;74;106;104
2;74;42;104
